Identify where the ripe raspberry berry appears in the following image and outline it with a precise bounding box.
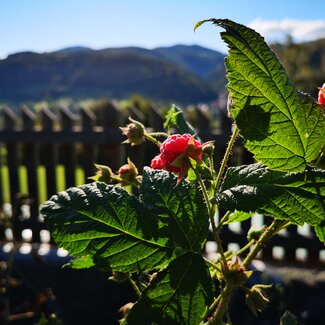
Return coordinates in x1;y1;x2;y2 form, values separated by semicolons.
318;83;325;106
150;134;203;180
150;154;167;170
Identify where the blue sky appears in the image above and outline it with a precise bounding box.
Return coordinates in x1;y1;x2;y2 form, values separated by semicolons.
1;0;325;57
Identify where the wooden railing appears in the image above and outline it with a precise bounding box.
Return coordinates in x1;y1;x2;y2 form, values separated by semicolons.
0;102;324;266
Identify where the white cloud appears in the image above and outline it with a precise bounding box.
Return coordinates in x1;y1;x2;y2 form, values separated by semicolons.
248;18;325;43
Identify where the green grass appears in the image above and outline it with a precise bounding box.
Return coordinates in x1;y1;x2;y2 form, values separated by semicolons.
1;165;86;205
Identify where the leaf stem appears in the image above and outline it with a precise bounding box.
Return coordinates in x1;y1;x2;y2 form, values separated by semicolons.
195;169;227;266
216;210;232;230
204;292;222;319
211;283;234;323
242;219;288;268
127;275;142;297
144;133;161;147
210;220;289;323
204;257;220;271
226;239;255;261
149;132;169;138
315;144;324;166
208;154;216;182
215;125;239;191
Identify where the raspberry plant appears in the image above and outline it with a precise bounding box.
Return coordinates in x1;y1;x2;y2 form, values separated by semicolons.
41;19;325;324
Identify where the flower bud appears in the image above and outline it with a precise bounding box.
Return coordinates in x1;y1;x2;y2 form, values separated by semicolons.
120;117;145;146
222;256;253;286
118;302;134;317
88;164;113;183
118;158;140;186
109;271;129;283
202;141;215;155
244;284;272;316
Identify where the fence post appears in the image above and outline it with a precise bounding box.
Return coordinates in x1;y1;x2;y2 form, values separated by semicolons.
145;105;164;166
99;101;124;171
3;107;20;205
196;106;211;135
60;105;77;188
21;106;40;225
41;109;58;198
81;107;96;181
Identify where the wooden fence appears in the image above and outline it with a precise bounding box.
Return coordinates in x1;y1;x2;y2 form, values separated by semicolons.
0;102;324;267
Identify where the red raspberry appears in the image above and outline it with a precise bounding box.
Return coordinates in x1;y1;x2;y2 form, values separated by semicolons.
150;154;167;170
150;134;203;179
318;83;325;106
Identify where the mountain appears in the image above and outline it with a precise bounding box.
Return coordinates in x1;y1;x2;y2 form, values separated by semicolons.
0;45;226;104
153;45;225;78
271;38;325;98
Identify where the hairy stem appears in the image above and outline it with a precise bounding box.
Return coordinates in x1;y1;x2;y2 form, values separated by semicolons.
210;219;289;323
227;239;255;261
242;219;288;268
204;293;222;320
144;133;161;147
149;132;169;138
127;275;142;297
195;170;227;266
212;283;234;323
204;257;220;271
216;210;232;230
215;125;239;191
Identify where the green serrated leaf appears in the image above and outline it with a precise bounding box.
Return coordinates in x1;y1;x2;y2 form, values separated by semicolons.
163;105;199;140
215;163;325;228
41;182;174;273
280;311;299;325
125;252;214;325
64;255;95;269
209;19;325;172
194;19;211;32
224;210;252;225
140;168;209;252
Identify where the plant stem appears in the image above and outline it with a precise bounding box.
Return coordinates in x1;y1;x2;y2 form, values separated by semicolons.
144;133;161;147
127;275;142;297
208;154;216;182
204;293;222;319
242;219;288;268
210;219;289;323
315;144;324;166
226;239;255;261
216;210;232;230
212;283;234;323
204;257;220;271
215;125;239;192
195;170;227;266
149;132;169;138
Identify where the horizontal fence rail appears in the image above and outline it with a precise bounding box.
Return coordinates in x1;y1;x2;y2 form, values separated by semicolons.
0;102;324;267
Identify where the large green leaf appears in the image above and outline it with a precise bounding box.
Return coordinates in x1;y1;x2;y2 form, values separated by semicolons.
124;252;213;325
140;168;209;252
41;182;174;273
214;163;325;228
163;105;198;139
205;19;325;172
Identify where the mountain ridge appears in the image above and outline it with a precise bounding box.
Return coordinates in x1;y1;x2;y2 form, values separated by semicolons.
0;44;226;104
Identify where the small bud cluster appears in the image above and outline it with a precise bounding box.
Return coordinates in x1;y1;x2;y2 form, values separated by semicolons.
120;117;145;146
89;159;140;187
